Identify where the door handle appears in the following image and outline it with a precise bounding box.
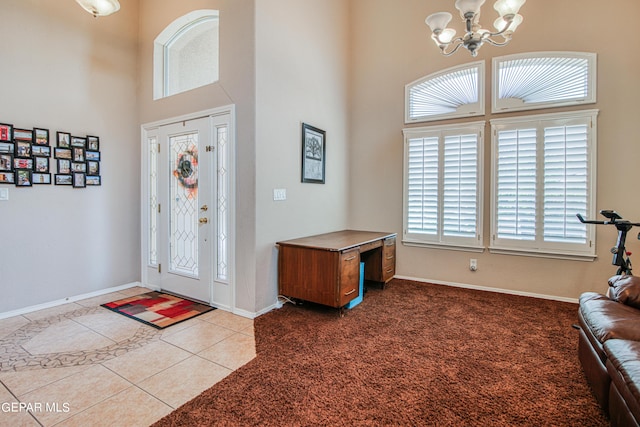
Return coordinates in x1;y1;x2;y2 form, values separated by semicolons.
199;218;209;224
200;205;208;211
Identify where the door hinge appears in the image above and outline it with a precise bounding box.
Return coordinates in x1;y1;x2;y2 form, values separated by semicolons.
158;264;161;273
206;145;214;152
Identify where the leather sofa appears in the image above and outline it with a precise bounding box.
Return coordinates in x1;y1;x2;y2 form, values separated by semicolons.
579;275;640;426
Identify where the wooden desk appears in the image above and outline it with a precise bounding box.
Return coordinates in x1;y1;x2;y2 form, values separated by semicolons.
277;230;396;308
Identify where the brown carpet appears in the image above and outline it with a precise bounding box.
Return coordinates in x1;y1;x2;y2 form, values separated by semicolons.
153;279;608;426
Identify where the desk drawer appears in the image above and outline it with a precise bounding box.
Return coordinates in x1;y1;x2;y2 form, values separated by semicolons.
339;250;360;306
382;237;396;267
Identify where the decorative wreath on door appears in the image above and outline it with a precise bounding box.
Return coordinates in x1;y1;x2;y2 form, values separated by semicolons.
173;145;198;198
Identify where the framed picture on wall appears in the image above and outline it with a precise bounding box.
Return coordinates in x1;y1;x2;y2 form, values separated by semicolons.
57;159;71;174
0;153;13;172
32;173;51;184
87;160;99;176
14;158;33;170
0;123;13;142
55;174;72;185
32;145;51;157
86;175;101;186
85;150;100;161
71;136;86;148
0;172;15;184
0;142;14;153
73;172;86;188
54;147;72;160
72;147;85;162
87;135;100;151
33;128;49;146
57;132;71;148
15;169;32;187
301;123;326;184
71;162;86;173
15;141;31;158
35;157;49;173
13;128;33;142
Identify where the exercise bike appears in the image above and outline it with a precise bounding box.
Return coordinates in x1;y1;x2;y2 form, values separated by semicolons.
577;210;640;275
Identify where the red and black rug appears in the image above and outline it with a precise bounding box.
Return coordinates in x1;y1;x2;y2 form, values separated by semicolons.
101;291;215;329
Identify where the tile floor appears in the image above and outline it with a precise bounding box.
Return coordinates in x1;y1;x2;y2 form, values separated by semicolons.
0;287;256;427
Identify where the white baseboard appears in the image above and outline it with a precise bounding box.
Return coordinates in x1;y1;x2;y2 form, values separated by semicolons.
394;275;578;304
0;282;144;320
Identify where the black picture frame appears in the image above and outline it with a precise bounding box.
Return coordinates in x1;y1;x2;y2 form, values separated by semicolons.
34;157;49;173
0;142;14;154
54;147;72;160
14;158;33;170
87;160;100;176
301;123;326;184
85;150;100;161
15;169;32;187
0;153;13;172
73;172;86;188
71;136;87;148
32;145;51;157
15;141;31;158
72;147;85;162
33;128;49;146
71;162;86;173
86;175;101;186
57;159;71;174
0;171;15;184
55;174;72;186
57;132;71;148
32;173;51;185
87;135;100;151
0;123;13;142
13;128;33;142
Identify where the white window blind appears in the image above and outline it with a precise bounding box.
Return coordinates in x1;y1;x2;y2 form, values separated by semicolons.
493;52;596;113
403;122;484;250
491;110;598;259
405;61;484;123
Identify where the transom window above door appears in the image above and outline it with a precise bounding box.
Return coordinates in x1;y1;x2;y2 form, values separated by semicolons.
154;10;220;100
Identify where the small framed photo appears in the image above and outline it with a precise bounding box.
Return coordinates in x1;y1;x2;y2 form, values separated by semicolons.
32;173;51;184
14;158;33;170
85;150;100;161
32;145;51;157
13;128;33;142
57;132;71;148
72;147;85;162
33;128;49;146
15;141;31;158
73;172;86;188
54;147;72;159
55;174;72;185
87;160;100;176
86;175;101;186
15;169;32;187
0;142;14;153
301;123;326;184
71;136;86;148
0;153;13;172
87;135;100;151
0;172;15;184
0;123;13;142
71;162;86;173
57;159;71;174
35;157;49;172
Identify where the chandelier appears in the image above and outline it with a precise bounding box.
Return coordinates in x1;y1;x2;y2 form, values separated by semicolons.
75;0;121;17
425;0;526;57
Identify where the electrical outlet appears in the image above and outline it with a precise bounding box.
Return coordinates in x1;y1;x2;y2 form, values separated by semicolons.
273;188;287;201
0;188;7;201
470;259;478;272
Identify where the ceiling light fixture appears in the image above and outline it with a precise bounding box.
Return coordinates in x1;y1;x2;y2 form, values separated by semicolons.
75;0;121;17
425;0;526;57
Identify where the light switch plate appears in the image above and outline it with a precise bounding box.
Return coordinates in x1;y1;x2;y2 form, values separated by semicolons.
0;188;8;201
273;188;286;201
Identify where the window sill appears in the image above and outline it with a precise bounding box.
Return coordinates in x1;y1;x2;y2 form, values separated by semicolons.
402;239;485;253
488;246;596;262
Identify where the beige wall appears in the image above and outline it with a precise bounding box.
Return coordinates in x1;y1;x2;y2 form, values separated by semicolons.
137;0;257;313
255;0;351;310
348;0;640;299
0;0;140;312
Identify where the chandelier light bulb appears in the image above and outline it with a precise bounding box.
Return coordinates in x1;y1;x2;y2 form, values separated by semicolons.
454;0;487;17
425;12;453;33
494;14;523;33
493;0;526;18
75;0;121;17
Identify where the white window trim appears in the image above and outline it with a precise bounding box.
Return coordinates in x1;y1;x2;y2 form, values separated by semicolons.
492;51;597;113
403;121;485;251
489;109;599;260
405;61;485;124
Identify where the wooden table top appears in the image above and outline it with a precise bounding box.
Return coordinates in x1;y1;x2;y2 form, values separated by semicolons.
276;230;396;252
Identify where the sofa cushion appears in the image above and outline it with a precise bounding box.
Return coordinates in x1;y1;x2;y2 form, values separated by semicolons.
579;292;640;345
604;339;640;423
609;275;640;309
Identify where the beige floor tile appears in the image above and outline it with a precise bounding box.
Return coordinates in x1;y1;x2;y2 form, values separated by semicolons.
0;365;91;397
138;355;231;409
22;303;84;322
161;321;234;354
74;292;130;308
73;311;144;342
0;316;29;340
56;386;173;427
198;332;256;370
117;287;151;298
19;364;131;426
198;309;254;332
21;319;115;355
0;384;40;427
102;340;191;384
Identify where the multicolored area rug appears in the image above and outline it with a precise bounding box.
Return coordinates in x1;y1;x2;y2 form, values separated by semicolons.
101;291;215;329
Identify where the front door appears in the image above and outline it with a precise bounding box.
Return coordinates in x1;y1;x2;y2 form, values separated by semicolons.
143;110;235;309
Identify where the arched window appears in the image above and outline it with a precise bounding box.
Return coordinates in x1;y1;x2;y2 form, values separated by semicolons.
405;61;484;123
492;52;596;113
154;10;220;100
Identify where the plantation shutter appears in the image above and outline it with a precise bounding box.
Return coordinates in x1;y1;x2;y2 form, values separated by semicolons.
407;136;439;235
443;134;478;238
496;128;537;241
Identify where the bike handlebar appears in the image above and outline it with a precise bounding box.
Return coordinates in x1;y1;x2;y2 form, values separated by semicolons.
576;212;640;229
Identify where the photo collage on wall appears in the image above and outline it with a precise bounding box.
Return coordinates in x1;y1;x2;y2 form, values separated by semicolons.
0;123;101;188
